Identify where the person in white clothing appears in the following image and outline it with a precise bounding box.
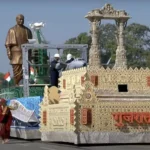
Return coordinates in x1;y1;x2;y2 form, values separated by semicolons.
65;53;86;70
66;54;74;64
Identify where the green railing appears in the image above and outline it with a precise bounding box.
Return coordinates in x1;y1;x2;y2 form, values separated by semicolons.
0;92;14;100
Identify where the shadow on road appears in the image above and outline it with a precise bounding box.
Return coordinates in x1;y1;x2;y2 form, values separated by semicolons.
9;137;150;147
41;141;150;147
8;137;40;144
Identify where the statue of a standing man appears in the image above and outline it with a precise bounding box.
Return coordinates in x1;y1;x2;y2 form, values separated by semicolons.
5;14;32;86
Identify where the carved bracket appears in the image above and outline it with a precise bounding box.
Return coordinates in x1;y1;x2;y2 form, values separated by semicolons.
115;19;128;30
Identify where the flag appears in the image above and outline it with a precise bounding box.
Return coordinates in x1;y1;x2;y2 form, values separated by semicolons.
30;67;34;75
4;72;11;82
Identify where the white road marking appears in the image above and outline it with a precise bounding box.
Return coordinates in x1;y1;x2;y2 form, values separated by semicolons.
40;147;56;150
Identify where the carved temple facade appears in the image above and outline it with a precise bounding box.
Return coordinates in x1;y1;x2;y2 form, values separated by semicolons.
39;4;150;144
86;3;130;68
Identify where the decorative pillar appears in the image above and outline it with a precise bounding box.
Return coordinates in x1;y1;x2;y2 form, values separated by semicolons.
88;19;101;67
114;19;127;69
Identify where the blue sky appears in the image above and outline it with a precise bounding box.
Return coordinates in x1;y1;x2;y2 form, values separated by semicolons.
0;0;149;73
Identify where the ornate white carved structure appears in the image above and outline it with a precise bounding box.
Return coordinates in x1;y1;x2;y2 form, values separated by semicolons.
39;4;150;144
85;3;130;68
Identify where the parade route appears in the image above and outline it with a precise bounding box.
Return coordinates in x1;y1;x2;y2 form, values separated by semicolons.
0;139;150;150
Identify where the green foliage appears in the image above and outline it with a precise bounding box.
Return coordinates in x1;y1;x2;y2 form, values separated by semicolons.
62;32;91;61
64;23;150;68
125;23;150;68
99;23;117;64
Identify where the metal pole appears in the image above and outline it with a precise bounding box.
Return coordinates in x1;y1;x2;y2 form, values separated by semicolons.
57;48;60;54
84;47;88;63
22;45;29;97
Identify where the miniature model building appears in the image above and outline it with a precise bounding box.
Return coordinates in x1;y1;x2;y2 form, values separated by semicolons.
40;4;150;144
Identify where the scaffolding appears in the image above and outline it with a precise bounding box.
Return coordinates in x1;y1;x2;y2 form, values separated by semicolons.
29;22;49;84
22;43;88;97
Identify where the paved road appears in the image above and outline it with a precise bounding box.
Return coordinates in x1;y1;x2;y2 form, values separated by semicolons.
0;139;150;150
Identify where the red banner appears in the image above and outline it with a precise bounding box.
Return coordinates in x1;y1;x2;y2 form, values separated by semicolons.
112;112;150;127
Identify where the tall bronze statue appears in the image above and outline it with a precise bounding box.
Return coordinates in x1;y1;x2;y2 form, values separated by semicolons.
5;14;32;86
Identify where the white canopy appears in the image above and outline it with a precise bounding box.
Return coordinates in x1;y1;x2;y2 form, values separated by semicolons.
9;100;39;123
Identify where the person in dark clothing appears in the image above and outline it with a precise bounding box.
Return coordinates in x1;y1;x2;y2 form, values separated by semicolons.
50;53;61;87
66;58;74;64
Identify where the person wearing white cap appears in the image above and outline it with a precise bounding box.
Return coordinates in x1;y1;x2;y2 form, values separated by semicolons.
65;53;86;70
50;53;61;87
66;54;74;64
54;53;60;59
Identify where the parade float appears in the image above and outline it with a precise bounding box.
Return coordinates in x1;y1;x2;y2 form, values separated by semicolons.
39;4;150;144
2;20;88;139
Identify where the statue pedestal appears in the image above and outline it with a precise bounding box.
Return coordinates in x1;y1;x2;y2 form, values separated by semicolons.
0;84;50;99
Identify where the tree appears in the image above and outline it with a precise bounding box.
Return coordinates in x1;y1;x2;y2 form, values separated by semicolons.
125;23;150;68
62;32;91;61
99;23;117;64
